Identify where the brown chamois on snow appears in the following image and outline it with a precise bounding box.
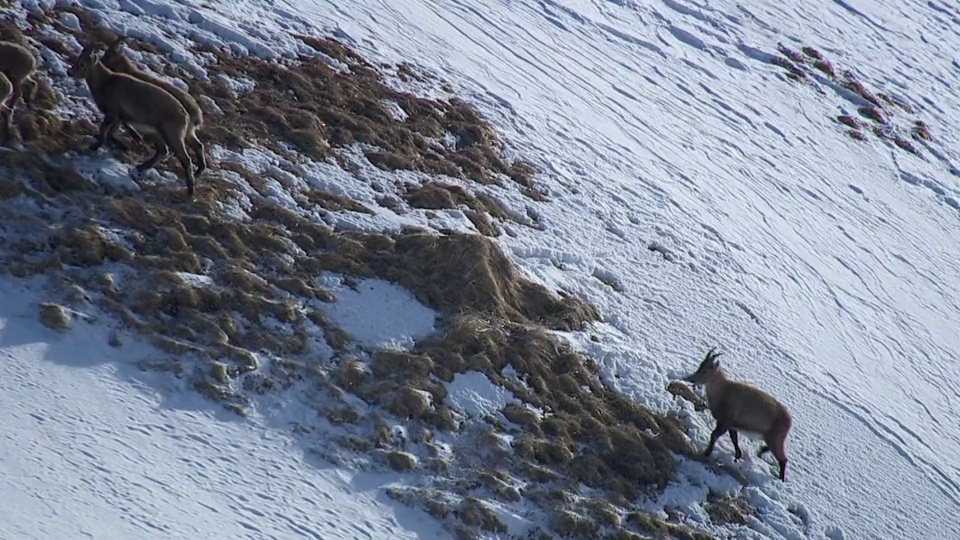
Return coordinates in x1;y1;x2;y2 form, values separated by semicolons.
683;347;793;481
100;36;206;175
0;40;39;141
68;42;198;196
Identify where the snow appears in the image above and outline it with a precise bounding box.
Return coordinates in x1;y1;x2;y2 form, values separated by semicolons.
0;280;448;540
444;371;515;420
321;276;438;350
2;0;960;538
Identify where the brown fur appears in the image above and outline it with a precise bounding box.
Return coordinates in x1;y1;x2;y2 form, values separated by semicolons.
0;40;38;140
68;43;197;196
101;36;206;173
684;348;792;481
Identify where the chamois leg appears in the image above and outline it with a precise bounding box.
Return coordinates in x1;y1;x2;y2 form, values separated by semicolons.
124;123;144;144
186;129;206;176
135;138;169;173
92;116;123;152
767;429;789;481
703;422;729;457
0;73;12;142
728;429;743;461
5;78;24;131
164;132;195;196
21;76;38;105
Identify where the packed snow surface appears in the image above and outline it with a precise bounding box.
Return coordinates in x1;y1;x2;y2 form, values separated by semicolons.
0;280;449;540
4;0;960;538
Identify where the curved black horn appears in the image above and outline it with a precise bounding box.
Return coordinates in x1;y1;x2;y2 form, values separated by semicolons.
705;347;722;362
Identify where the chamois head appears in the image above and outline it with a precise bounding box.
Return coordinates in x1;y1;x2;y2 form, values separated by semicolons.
101;36;134;71
67;43;101;78
684;347;724;385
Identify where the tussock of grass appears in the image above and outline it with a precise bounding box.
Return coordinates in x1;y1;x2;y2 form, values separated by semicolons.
401;182;510;236
705;492;755;525
667;381;707;412
38;302;71;331
625;512;713;540
552;510;600;538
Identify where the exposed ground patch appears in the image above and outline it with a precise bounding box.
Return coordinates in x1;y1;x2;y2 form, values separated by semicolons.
767;42;932;158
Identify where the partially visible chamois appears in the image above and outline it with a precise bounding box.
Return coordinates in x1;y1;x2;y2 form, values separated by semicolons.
683;348;793;481
100;36;206;175
0;40;39;142
68;42;198;196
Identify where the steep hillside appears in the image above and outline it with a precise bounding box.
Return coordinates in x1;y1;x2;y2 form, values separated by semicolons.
3;0;960;539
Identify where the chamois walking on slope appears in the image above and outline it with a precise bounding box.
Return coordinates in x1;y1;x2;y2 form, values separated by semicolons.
683;348;793;481
100;36;206;175
68;42;198;197
0;40;39;142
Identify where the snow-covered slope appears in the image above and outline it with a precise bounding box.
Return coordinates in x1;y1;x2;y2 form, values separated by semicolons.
3;0;960;538
0;280;451;540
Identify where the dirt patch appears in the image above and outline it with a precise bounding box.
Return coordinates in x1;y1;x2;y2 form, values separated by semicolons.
768;43;933;156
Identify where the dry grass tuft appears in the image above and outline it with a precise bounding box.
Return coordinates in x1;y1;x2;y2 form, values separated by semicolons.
401;182;510;236
769;56;807;81
551;510;600;538
847;129;866;141
705;492;755;525
857;105;884;124
38;302;71;331
893;136;919;155
776;43;806;64
454;497;507;533
666;381;707;412
383;450;418;471
801;46;823;60
836;115;862;129
625;512;713;540
912;120;932;141
812;59;836;78
308;230;598;331
842;78;883;108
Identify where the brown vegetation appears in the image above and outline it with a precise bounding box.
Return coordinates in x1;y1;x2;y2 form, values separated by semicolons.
765;43;933;155
705;492;755;525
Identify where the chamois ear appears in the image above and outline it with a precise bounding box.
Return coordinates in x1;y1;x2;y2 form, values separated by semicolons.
106;35;128;54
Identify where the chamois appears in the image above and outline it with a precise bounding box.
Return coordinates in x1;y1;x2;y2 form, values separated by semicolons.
100;36;206;175
0;40;39;141
683;348;793;481
68;43;197;196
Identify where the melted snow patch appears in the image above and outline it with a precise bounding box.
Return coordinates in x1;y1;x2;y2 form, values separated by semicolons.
444;371;514;420
322;277;437;349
